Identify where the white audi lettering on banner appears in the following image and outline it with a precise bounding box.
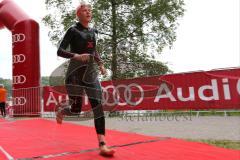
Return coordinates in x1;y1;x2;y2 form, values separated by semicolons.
237;79;240;95
13;54;26;64
154;78;239;102
222;78;231;100
12;97;26;106
198;79;219;101
46;92;69;106
102;83;144;106
13;75;26;84
12;33;26;43
154;83;177;102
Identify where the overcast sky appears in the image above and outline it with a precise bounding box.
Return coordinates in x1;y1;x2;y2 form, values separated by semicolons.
0;0;239;79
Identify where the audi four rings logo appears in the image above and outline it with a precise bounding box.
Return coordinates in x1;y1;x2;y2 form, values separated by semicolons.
13;54;26;64
13;75;26;84
102;83;144;106
12;97;27;106
12;33;26;43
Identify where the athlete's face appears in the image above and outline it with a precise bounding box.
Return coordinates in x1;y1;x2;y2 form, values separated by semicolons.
77;5;92;23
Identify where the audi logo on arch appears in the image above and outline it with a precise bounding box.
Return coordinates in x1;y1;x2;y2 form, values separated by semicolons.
102;83;144;107
12;97;27;106
12;33;26;43
13;54;26;64
13;75;26;84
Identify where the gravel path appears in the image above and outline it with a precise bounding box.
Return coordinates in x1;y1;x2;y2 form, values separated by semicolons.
67;116;240;140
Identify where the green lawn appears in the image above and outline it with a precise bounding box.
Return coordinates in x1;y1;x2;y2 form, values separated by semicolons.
186;139;240;150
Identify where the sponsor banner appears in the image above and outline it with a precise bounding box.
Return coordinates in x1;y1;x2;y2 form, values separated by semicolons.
11;20;41;115
44;68;240;111
12;87;41;115
43;86;69;112
1;0;41;115
12;20;40;89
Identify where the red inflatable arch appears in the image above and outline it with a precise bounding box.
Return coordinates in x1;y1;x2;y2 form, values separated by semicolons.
0;0;41;115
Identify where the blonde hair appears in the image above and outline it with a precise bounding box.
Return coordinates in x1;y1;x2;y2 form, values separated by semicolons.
76;1;91;17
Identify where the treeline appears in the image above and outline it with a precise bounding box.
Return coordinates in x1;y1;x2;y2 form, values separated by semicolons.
0;78;12;97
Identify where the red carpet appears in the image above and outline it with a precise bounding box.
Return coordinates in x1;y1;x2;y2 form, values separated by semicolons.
0;119;239;160
0;118;5;122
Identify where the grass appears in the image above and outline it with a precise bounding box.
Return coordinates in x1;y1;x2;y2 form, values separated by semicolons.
107;110;240;118
186;139;240;150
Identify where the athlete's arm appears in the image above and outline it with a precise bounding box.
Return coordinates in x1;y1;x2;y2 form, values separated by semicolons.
92;51;106;74
93;51;104;66
57;27;75;58
72;53;90;62
99;64;107;75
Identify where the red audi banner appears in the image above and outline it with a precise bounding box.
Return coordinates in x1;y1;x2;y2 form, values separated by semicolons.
43;68;240;112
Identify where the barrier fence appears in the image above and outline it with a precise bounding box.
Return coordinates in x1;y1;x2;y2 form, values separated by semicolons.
6;67;240;117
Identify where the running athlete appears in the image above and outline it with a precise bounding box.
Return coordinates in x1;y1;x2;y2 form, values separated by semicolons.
56;2;115;156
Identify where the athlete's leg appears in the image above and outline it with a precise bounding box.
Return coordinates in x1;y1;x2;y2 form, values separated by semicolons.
2;102;6;117
84;80;105;134
84;80;115;156
56;72;84;124
0;103;3;116
65;72;84;114
68;95;82;114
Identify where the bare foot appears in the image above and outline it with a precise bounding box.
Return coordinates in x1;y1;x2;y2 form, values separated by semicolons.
99;145;115;157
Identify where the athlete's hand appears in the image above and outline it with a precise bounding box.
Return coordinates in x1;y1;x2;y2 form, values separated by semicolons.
72;54;90;62
99;65;107;75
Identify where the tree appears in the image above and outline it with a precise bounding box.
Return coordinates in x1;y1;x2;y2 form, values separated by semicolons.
41;76;50;86
43;0;185;80
0;78;12;97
